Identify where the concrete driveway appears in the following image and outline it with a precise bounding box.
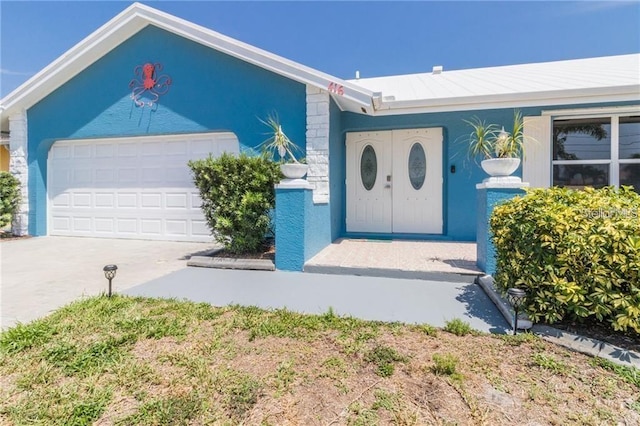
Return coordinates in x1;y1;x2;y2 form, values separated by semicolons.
0;236;216;329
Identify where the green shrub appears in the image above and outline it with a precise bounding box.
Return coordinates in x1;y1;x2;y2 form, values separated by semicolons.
0;171;21;228
491;186;640;333
188;153;281;254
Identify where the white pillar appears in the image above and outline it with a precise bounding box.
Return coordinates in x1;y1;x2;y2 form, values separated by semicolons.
9;110;28;235
305;85;330;204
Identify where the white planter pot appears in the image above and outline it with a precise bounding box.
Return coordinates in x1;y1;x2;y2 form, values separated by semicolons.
280;163;308;179
481;158;521;177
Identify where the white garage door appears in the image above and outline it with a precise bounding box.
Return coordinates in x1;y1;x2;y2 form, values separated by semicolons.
48;132;239;242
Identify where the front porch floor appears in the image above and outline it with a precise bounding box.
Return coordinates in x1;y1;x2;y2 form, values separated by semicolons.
304;238;482;282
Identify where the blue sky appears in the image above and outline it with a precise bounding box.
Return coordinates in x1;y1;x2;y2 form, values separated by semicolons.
1;1;639;98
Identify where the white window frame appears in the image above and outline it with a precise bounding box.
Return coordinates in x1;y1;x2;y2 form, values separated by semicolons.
542;106;640;189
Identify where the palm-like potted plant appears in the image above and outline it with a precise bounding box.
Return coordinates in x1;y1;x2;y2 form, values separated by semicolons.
465;110;525;177
259;114;308;179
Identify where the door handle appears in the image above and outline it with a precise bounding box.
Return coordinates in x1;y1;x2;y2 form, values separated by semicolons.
385;174;391;188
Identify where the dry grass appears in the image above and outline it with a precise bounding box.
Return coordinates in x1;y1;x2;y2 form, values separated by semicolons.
0;296;638;425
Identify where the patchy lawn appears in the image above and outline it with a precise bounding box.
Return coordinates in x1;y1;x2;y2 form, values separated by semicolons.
0;296;638;425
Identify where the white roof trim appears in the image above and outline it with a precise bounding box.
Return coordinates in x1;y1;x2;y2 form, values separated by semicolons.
0;2;373;123
368;85;640;116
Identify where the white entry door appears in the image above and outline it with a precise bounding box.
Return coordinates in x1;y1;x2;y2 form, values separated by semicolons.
48;132;239;242
346;128;443;234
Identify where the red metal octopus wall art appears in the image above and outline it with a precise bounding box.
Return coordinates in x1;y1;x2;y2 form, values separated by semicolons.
129;63;172;108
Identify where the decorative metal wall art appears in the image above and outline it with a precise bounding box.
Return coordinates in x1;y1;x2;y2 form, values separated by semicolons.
129;63;172;108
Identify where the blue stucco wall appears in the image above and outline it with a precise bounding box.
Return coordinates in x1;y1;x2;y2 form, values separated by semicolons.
305;198;331;262
329;98;344;241
339;101;638;241
275;188;307;271
476;187;526;274
27;25;306;235
275;186;331;271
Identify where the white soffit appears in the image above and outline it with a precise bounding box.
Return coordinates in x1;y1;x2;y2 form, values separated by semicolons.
0;2;373;129
348;54;640;115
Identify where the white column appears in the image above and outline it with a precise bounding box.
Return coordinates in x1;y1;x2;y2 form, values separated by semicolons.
306;85;330;204
9;110;28;235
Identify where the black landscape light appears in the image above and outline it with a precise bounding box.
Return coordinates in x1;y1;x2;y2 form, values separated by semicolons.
506;288;527;335
103;264;118;297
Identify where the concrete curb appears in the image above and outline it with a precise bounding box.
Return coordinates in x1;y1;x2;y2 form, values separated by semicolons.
187;256;275;271
477;275;640;369
476;275;532;330
532;324;640;369
303;264;480;283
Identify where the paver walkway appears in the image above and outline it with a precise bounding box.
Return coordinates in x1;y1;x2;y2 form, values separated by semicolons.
305;239;481;281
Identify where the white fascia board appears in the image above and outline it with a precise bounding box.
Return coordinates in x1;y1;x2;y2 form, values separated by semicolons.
369;85;640;116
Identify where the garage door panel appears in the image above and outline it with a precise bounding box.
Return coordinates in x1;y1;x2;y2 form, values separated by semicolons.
95;144;115;158
166;193;188;209
142;167;164;183
48;132;237;241
141;193;162;208
95;169;115;182
95;218;115;233
73;145;92;158
72;193;92;208
141;219;162;235
117;193;138;208
73;169;92;185
191;193;203;209
118;169;138;183
72;217;92;232
166;141;188;155
118;144;138;157
166;220;187;236
51;216;71;232
192;220;209;236
52;193;71;207
117;218;138;234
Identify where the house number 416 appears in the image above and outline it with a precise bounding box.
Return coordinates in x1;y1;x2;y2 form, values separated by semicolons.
327;82;344;95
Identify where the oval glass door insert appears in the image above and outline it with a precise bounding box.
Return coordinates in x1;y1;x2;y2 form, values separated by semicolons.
408;143;426;190
360;145;377;191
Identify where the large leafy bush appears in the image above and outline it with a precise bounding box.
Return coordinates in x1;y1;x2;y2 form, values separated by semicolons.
491;186;640;333
189;153;281;254
0;171;21;228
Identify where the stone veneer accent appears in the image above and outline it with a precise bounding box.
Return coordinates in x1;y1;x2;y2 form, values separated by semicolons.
305;85;330;204
9;110;28;235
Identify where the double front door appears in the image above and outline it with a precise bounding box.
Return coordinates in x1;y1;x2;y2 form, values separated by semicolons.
346;128;443;234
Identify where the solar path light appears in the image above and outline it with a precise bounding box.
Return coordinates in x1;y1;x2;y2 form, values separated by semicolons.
103;264;118;297
506;288;527;335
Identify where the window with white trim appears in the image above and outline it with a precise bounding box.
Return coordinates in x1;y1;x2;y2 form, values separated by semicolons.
552;115;640;192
